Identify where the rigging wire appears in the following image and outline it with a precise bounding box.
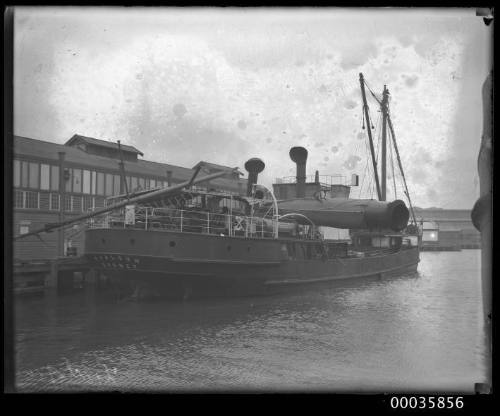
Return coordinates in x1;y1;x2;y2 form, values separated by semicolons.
388;127;398;200
386;106;417;225
356;110;377;198
358;128;370;198
363;78;382;106
359;110;381;198
360;76;415;218
369;112;381;198
359;75;382;200
361;93;376;131
368;107;375;130
358;135;371;198
360;108;382;200
374;112;382;138
371;116;383;200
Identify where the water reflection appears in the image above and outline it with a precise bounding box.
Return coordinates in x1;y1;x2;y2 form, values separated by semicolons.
15;250;486;392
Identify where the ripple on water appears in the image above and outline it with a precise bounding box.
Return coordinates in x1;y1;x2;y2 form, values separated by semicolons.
15;251;487;392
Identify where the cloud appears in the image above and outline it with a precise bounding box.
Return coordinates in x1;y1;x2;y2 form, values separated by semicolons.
13;8;489;208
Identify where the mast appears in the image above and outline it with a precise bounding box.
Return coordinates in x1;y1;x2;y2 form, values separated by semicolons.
359;73;382;201
380;85;389;201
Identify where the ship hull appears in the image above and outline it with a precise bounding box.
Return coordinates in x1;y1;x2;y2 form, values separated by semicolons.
85;228;420;299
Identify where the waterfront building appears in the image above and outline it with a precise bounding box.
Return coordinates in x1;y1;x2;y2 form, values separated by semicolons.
414;208;481;250
13;134;247;260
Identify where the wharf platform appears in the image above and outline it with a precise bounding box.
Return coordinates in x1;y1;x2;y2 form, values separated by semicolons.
13;256;94;295
421;246;462;252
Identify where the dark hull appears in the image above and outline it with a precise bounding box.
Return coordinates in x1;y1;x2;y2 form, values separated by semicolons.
85;228;420;299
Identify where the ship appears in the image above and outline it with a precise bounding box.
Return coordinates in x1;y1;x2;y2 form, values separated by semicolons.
16;73;421;300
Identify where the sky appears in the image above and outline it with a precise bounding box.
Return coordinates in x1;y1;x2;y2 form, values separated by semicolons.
13;7;492;209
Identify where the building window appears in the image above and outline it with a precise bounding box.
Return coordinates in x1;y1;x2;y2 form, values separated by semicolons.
83;170;91;194
50;193;60;210
14;160;20;187
96;172;105;195
91;171;96;195
73;168;82;193
19;221;31;235
40;164;50;190
64;195;72;212
138;177;145;190
145;178;150;189
131;176;138;191
105;173;113;196
21;161;29;188
113;174;120;196
65;169;73;192
14;189;24;208
50;165;59;191
29;162;39;189
25;191;39;209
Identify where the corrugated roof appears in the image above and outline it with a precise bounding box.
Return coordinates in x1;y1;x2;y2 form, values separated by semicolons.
413;208;472;220
65;134;144;156
13;135;247;191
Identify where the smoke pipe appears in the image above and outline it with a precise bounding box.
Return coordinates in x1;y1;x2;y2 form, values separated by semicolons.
244;158;265;196
289;146;308;198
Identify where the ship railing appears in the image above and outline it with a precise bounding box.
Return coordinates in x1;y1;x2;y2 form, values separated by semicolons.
276;174;348;186
88;206;276;239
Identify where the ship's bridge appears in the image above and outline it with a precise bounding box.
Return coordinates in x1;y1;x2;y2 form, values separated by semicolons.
273;174;356;199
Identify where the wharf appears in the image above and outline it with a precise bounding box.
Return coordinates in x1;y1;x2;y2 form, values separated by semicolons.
420;246;462;252
13;256;94;295
420;243;481;251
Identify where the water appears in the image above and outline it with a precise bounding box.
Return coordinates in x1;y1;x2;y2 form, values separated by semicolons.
14;250;488;392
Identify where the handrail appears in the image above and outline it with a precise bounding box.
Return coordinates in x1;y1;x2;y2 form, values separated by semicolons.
276;174;347;186
87;206;277;239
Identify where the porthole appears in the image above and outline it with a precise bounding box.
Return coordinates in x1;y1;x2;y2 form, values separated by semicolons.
169;241;176;247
